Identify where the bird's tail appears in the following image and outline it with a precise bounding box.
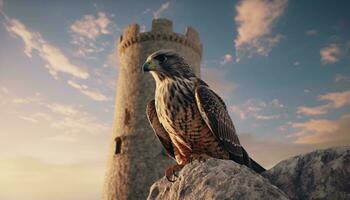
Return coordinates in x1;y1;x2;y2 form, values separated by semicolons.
242;147;266;173
229;146;266;173
249;157;266;173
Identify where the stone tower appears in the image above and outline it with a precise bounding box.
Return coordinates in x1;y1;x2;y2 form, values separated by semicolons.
103;18;202;200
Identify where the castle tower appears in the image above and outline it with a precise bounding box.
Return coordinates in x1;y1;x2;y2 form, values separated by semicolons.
103;18;203;200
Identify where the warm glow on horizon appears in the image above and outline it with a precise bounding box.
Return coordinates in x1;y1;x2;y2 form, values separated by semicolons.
1;0;349;199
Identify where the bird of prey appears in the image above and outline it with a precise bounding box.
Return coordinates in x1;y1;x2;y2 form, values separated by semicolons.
143;49;265;181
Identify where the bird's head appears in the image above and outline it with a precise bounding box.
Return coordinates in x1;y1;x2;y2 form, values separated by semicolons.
142;49;195;82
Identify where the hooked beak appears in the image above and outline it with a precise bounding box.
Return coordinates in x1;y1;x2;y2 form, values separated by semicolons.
142;60;156;73
142;62;150;73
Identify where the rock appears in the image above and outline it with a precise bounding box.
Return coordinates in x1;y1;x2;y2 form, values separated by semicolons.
263;146;350;200
147;159;289;200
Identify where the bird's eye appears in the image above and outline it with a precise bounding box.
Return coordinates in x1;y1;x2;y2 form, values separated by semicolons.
155;55;167;63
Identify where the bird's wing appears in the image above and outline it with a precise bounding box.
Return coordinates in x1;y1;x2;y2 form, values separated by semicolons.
195;84;244;160
146;100;175;160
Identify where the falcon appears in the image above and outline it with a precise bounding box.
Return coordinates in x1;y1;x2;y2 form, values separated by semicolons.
143;49;265;181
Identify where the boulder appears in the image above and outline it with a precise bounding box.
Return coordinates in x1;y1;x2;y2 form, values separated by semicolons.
147;158;289;200
263;146;350;200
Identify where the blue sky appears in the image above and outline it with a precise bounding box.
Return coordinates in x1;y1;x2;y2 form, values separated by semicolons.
0;0;349;199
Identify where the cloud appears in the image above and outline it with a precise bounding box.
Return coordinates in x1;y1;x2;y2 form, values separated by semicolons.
70;12;112;40
320;90;350;107
320;43;341;65
293;61;300;66
297;105;330;115
69;12;115;58
234;0;288;61
1;89;110;136
254;114;279;120
230;98;284;120
143;8;151;15
270;98;284;108
19;116;38;123
290;114;350;145
297;90;350;115
305;29;319;36
335;74;350;83
230;105;247;120
140;24;146;32
220;54;233;65
67;80;109;101
12;98;31;104
50;113;109;135
46;103;79;116
41;101;110;136
4;18;89;79
153;1;171;19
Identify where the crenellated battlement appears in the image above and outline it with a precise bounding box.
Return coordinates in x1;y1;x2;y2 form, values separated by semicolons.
118;18;202;56
104;18;203;200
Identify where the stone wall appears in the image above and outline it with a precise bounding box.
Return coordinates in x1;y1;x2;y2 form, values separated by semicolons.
103;18;202;200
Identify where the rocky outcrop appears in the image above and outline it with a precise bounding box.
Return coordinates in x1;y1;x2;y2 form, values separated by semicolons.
148;147;350;200
147;159;289;200
263;146;350;200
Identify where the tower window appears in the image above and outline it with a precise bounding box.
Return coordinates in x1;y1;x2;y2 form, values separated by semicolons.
115;137;122;154
124;109;130;126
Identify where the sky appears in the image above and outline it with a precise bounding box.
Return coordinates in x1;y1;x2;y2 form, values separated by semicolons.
0;0;349;199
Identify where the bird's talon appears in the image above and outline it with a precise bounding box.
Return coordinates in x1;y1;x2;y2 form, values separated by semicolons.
165;164;183;182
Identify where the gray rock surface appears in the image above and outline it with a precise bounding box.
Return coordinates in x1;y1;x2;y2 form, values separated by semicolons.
147;159;289;200
263;146;350;200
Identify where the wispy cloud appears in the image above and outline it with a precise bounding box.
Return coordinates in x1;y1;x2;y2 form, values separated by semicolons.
305;29;319;36
12;97;31;104
320;43;341;65
335;74;350;83
143;8;151;15
19;116;38;123
1;88;110;136
4;18;89;79
297;90;350;115
220;54;233;65
297;105;330;116
293;61;300;66
230;105;247;120
70;12;114;58
234;0;288;61
67;80;109;101
153;1;171;19
230;98;284;120
290;114;350;145
254;114;280;120
70;12;112;40
46;103;79;116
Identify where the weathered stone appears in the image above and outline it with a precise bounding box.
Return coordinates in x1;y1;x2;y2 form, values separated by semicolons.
263;146;350;200
103;18;203;200
148;159;289;200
